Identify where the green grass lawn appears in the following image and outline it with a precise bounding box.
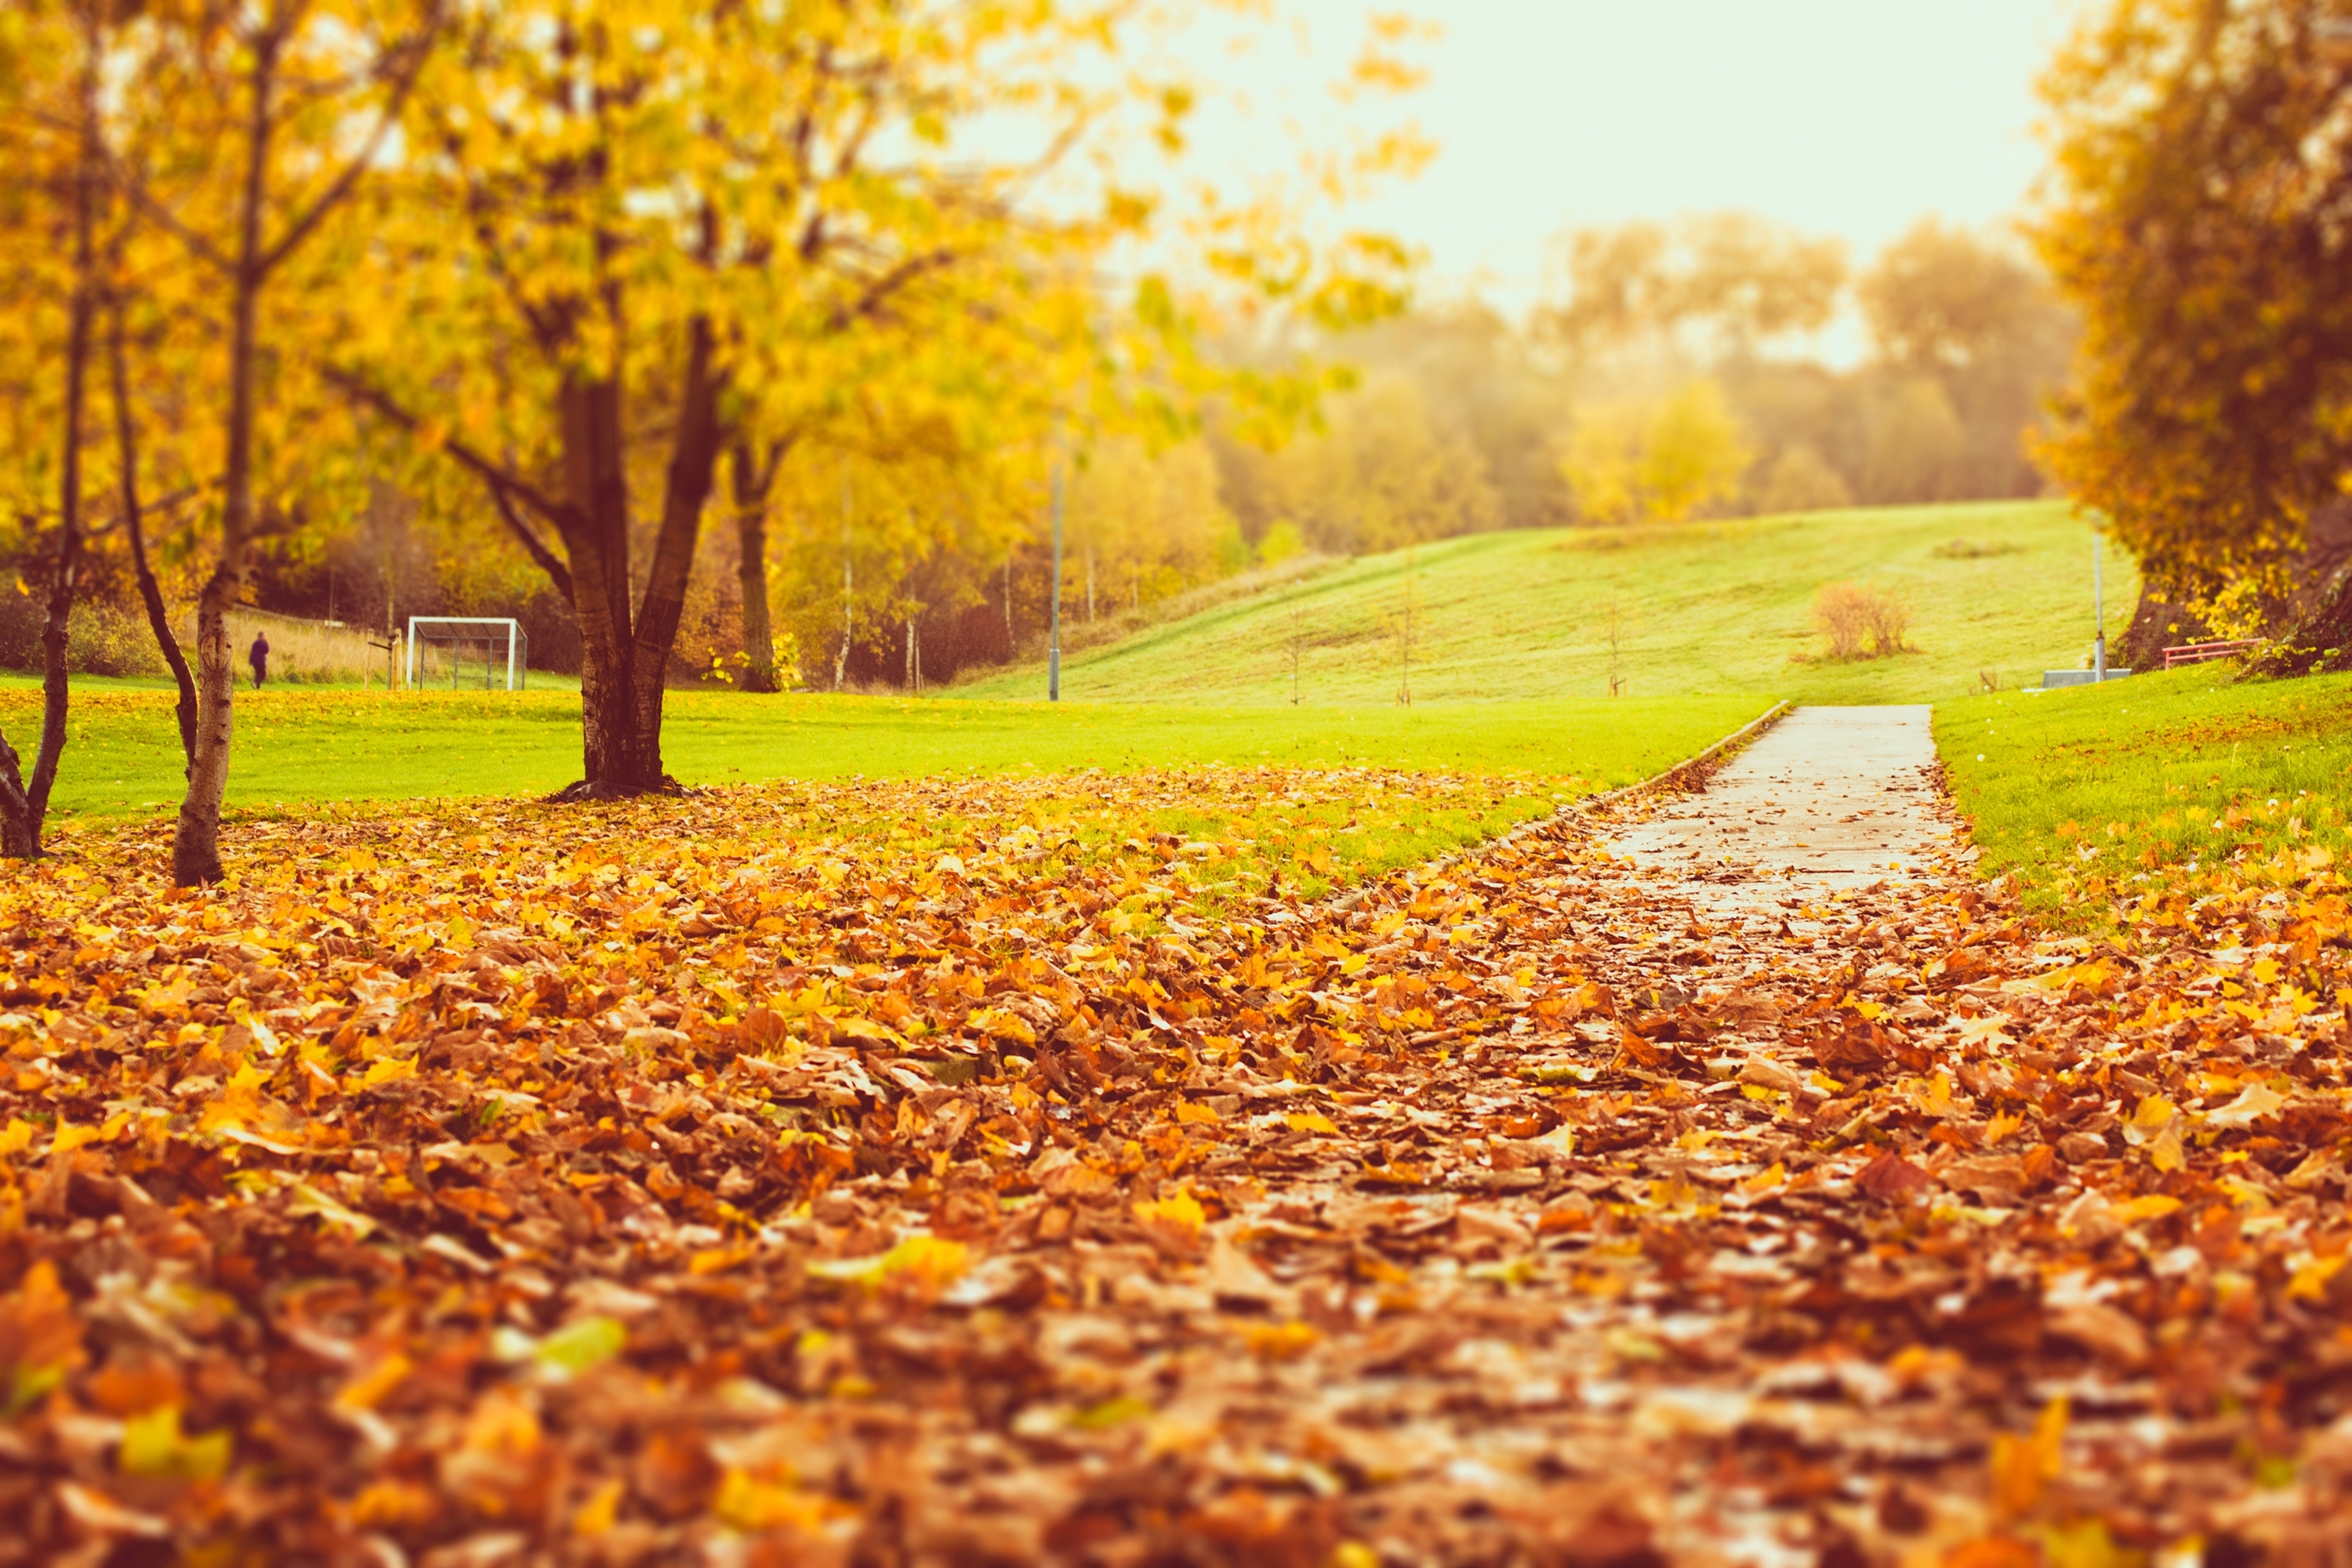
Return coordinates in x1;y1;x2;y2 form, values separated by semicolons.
1937;666;2352;927
958;499;2122;707
1;682;1769;826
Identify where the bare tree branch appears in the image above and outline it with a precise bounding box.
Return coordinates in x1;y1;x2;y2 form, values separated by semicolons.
320;363;572;528
487;481;575;601
258;2;445;279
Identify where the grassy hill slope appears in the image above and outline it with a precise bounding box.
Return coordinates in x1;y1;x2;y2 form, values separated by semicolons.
957;499;2128;706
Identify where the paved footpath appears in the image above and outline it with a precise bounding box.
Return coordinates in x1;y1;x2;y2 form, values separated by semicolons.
1606;705;1952;896
861;706;2035;1563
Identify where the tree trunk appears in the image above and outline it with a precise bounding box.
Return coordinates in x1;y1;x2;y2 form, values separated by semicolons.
625;317;722;781
25;19;107;848
533;323;725;801
550;372;641;794
24;12;109;846
731;441;777;693
2250;560;2352;678
175;29;281;885
113;307;197;764
0;735;34;859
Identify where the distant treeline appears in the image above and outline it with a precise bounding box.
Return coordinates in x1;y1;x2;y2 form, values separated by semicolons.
6;213;2069;693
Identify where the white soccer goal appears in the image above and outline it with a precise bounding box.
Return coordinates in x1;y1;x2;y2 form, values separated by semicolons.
405;617;529;691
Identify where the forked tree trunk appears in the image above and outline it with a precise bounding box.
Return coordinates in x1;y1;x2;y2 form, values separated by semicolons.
539;321;726;800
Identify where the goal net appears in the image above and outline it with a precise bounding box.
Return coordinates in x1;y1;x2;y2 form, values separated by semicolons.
405;617;528;691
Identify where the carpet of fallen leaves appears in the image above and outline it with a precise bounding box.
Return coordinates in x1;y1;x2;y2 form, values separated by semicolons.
5;757;2352;1566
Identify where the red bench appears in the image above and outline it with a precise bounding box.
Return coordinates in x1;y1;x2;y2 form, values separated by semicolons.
2163;638;2259;668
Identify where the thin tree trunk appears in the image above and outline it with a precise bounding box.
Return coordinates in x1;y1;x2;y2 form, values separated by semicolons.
21;15;106;846
112;307;197;764
623;317;723;783
173;27;281;886
731;441;777;694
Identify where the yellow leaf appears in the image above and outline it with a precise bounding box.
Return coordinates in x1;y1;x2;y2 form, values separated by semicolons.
1173;1102;1220;1126
1133;1186;1207;1236
1284;1111;1339;1134
573;1478;625;1537
118;1406;232;1482
2206;1080;2286;1129
1914;1072;1954;1119
689;1244;755;1276
362;1055;416;1088
714;1468;828;1533
0;1119;33;1158
336;1353;412;1411
1243;1320;1319;1360
806;1233;968;1290
1990;1395;2067;1519
2110;1193;2182;1223
536;1316;626;1374
49;1122;100;1156
2126;1094;2174;1136
2288;1254;2349;1302
287;1181;377;1238
968;1008;1036;1046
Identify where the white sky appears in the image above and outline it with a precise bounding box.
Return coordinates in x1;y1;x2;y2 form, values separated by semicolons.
1176;0;2083;330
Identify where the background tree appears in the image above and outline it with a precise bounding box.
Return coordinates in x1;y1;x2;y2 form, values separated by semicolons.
1543;212;1847;363
104;0;441;883
1557;379;1752;525
1544;210;2070;520
1863;218;2074;500
2033;0;2352;648
1251;375;1500;554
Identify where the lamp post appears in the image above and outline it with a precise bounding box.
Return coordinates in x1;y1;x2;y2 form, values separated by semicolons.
2092;512;2107;681
1047;458;1064;702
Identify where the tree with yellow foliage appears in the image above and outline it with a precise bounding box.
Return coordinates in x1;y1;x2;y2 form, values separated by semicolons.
1558;381;1752;526
50;0;445;883
2034;0;2352;655
327;0;1413;789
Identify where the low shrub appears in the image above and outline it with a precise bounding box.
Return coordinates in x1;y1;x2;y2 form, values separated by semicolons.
1814;582;1911;659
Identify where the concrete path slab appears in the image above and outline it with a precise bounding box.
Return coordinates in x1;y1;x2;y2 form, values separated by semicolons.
1606;705;1951;896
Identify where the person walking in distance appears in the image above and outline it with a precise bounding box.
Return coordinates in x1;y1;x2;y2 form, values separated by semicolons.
248;631;270;691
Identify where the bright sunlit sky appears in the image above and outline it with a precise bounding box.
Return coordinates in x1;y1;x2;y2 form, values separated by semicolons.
1173;0;2082;343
